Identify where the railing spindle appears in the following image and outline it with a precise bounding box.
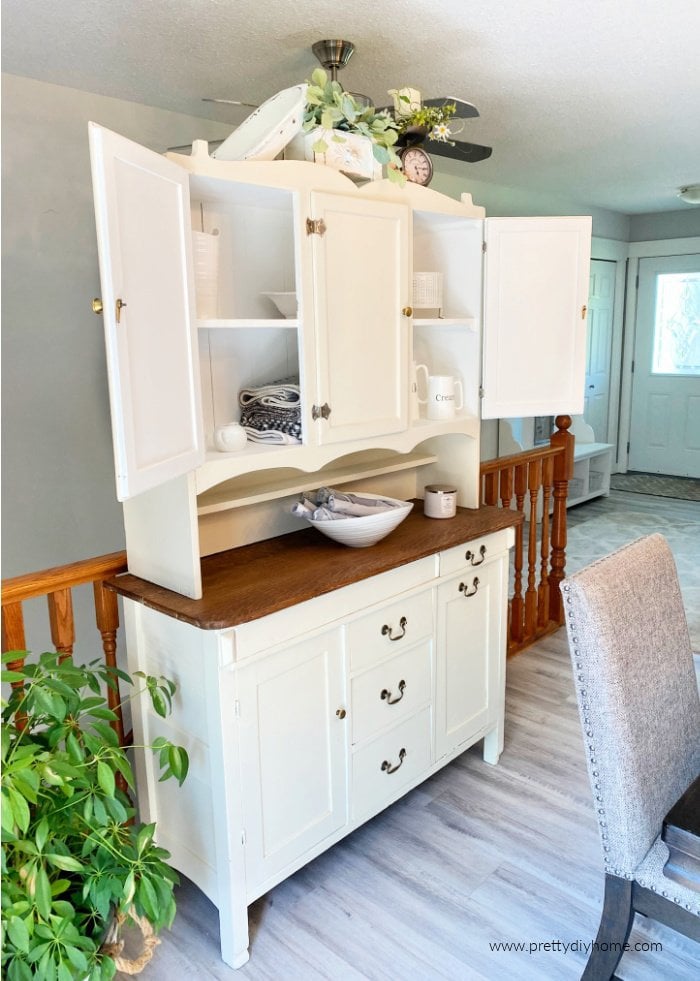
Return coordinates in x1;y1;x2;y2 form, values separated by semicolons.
480;425;571;656
538;456;554;627
548;416;574;623
48;587;75;660
93;580;126;749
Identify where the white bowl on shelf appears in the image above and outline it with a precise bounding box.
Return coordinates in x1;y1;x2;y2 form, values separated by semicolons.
261;291;297;318
298;493;414;548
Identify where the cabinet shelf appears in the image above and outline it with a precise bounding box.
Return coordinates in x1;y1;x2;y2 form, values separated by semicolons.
197;318;299;330
197;450;439;515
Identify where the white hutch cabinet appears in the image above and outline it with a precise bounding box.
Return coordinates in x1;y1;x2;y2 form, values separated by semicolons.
89;122;591;969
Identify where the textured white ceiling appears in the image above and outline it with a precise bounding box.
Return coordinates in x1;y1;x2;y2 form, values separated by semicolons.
3;0;699;214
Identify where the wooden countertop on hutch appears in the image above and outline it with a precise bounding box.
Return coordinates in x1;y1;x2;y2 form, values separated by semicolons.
108;505;522;630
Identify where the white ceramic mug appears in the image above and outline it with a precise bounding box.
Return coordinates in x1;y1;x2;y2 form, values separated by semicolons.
214;422;247;452
416;365;463;420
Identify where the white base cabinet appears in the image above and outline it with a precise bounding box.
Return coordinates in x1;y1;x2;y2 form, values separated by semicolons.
121;524;513;969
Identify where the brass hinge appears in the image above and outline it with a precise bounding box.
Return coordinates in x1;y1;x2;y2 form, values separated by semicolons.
581;304;587;320
482;241;487;253
306;217;327;236
479;385;485;398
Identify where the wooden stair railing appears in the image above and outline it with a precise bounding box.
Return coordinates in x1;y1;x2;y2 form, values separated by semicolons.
1;550;129;744
480;415;574;656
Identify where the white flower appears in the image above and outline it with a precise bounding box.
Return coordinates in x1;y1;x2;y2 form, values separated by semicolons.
430;122;452;143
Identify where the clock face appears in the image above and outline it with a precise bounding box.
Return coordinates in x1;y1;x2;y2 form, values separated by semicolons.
400;147;433;186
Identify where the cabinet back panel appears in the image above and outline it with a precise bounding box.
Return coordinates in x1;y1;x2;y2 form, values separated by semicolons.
191;199;296;320
202;328;300;440
412;214;483;320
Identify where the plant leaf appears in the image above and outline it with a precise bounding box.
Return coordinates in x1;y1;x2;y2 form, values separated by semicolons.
33;864;52;920
97;761;115;799
7;915;30;953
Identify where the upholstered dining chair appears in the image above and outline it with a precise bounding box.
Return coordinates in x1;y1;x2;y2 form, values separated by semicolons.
560;533;700;980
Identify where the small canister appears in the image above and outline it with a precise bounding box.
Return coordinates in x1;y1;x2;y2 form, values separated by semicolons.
423;484;457;519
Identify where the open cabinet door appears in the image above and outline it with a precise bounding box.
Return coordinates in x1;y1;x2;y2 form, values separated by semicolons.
89;123;204;500
481;216;591;419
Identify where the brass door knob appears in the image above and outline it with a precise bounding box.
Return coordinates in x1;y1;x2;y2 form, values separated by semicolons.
336;708;347;720
402;306;413;317
92;298;103;314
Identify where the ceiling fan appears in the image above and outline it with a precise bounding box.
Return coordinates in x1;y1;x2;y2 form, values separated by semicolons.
195;39;492;167
308;39;493;165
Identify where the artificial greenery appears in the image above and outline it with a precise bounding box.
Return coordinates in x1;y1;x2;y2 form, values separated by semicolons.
303;69;405;183
1;650;189;981
395;97;458;144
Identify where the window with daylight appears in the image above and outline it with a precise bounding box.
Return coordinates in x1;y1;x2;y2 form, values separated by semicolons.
651;271;700;375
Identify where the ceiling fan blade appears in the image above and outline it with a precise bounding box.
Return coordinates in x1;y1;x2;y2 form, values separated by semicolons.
202;98;259;109
426;138;493;163
422;97;480;120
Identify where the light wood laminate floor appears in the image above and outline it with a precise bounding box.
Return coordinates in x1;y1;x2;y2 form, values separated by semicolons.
119;492;700;980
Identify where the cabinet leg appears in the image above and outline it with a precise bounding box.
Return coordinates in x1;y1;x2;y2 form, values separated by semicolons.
482;723;503;765
219;910;250;970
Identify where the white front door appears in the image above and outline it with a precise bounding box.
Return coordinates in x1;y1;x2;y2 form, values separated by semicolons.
89;123;204;501
629;254;700;477
585;259;616;442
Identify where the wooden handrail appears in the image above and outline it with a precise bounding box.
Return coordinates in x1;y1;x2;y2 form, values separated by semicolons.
480;415;574;656
2;550;129;746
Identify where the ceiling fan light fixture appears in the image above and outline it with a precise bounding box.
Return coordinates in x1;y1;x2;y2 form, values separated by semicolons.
677;184;700;204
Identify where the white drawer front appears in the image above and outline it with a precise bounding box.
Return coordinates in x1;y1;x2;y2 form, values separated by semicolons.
351;707;432;821
347;588;434;673
439;528;511;578
351;641;432;746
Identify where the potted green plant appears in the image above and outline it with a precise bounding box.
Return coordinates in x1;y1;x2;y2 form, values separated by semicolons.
1;649;189;981
290;69;405;183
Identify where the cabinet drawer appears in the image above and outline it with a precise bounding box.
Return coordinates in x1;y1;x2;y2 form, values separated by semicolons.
351;707;432;821
439;529;511;578
347;589;433;673
351;641;432;745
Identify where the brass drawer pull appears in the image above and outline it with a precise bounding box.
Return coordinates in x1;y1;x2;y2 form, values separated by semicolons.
381;748;407;774
381;616;407;641
465;544;486;566
459;577;479;597
380;679;406;705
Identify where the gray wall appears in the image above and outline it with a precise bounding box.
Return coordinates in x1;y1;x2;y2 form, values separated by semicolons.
1;74;231;583
629;208;700;241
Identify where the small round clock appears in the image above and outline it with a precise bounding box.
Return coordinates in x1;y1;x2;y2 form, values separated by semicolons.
399;145;434;186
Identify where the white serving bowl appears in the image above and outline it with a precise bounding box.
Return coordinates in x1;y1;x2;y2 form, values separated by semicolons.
261;291;298;318
301;493;414;548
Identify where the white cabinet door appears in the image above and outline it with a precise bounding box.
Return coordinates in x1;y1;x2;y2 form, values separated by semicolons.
309;192;409;443
435;559;503;760
481;216;592;419
237;630;347;894
89;123;204;500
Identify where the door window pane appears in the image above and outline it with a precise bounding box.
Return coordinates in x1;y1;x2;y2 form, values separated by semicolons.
652;272;700;375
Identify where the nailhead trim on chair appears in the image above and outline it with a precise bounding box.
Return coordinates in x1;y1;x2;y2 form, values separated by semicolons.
562;581;637;878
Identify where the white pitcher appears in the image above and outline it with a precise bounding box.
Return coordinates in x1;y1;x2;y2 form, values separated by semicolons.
416;365;464;420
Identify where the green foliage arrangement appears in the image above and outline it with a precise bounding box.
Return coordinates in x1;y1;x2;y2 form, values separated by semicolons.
1;650;189;981
303;69;405;183
395;98;458;144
